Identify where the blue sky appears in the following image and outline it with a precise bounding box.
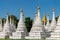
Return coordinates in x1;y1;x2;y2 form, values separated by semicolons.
0;0;60;20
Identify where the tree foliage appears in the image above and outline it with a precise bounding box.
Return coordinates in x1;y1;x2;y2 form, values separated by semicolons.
55;16;59;22
25;17;32;32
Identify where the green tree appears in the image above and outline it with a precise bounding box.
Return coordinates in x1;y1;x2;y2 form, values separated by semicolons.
55;16;59;22
25;17;32;32
2;18;6;27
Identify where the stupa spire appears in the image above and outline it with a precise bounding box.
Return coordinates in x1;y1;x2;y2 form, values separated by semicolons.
19;8;24;23
49;8;56;32
28;5;44;39
52;8;55;20
43;11;47;27
20;9;23;17
37;5;40;17
6;11;9;22
42;11;47;24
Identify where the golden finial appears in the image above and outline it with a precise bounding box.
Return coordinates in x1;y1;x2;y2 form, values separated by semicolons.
42;11;47;24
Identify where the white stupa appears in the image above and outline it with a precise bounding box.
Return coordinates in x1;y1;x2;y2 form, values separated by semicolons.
10;9;27;39
49;8;56;32
46;9;57;40
0;17;3;32
3;13;12;36
46;15;60;40
26;5;43;39
0;12;12;38
30;13;38;32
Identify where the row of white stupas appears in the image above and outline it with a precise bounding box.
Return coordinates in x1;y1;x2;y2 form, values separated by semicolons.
0;5;59;40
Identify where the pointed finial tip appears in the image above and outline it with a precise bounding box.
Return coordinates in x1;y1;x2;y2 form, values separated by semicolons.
20;8;23;12
38;5;40;9
52;8;55;12
6;10;8;15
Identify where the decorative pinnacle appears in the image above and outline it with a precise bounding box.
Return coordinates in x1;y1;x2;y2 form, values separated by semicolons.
20;8;24;16
52;8;55;13
6;10;8;17
38;5;40;10
20;8;23;12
